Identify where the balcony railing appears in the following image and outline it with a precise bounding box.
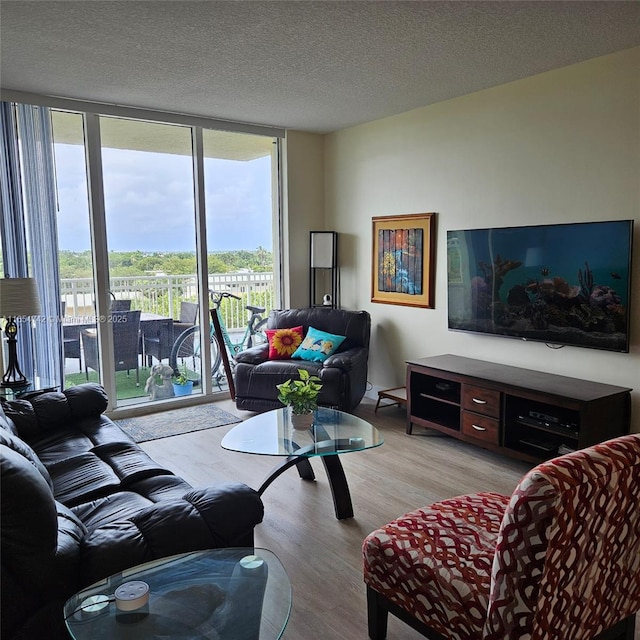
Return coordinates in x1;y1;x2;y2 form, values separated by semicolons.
60;271;276;329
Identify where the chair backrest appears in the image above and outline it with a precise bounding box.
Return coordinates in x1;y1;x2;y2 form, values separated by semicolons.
110;299;132;312
179;301;198;324
483;433;640;640
268;308;371;351
143;318;175;360
112;310;141;366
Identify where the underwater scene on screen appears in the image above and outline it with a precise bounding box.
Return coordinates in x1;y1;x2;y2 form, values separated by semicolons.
447;220;633;352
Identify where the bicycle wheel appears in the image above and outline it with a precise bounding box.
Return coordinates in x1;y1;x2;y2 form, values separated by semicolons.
170;325;223;384
248;317;268;348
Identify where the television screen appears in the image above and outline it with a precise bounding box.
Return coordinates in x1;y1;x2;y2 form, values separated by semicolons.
447;220;634;353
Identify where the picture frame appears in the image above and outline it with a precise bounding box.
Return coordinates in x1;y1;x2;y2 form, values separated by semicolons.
371;212;436;308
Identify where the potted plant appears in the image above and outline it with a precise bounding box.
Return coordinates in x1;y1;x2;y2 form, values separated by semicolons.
172;363;194;396
276;368;322;429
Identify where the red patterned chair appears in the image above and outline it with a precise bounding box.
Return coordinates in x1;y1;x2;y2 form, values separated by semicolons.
363;434;640;640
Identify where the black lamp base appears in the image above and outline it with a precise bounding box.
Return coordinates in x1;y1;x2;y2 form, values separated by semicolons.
1;327;30;388
0;379;30;389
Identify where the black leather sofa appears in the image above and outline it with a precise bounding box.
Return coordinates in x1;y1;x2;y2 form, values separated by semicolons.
0;384;264;640
234;307;371;413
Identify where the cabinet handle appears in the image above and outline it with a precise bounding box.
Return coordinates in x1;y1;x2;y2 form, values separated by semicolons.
472;398;487;404
472;424;487;431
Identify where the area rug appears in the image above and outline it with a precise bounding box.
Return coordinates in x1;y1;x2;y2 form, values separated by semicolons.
115;404;242;443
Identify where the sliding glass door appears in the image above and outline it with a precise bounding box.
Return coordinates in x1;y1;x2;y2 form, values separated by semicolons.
201;129;278;389
5;99;281;412
99;117;200;405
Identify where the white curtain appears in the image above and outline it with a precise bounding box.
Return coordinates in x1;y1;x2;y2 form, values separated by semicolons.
0;101;63;386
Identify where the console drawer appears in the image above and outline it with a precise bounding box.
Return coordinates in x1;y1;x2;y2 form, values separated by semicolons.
462;412;499;445
462;385;500;418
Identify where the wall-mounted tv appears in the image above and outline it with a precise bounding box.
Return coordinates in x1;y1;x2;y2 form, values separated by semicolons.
447;220;634;353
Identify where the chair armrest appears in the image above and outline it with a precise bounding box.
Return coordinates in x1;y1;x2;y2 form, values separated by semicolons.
80;482;264;586
323;347;368;372
172;321;193;337
234;344;269;365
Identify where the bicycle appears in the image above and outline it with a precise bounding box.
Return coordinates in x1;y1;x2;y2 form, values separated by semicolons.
169;291;268;387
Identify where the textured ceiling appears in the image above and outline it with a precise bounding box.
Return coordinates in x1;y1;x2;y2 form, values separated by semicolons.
1;1;639;134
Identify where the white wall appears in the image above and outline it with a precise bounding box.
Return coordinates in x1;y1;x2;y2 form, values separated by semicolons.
323;47;640;428
282;131;325;308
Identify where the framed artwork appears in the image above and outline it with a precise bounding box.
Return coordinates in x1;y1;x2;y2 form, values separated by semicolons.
371;212;436;308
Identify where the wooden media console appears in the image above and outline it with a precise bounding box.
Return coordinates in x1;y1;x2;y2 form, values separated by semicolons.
406;354;631;463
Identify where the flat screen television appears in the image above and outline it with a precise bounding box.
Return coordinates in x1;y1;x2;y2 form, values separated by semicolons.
447;220;634;353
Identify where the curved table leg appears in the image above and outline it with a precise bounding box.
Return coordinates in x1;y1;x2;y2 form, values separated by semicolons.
321;454;354;520
258;453;353;520
258;456;315;495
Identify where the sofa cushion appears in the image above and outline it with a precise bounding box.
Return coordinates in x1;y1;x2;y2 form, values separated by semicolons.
92;442;173;486
266;325;304;359
1;383;109;442
72;491;155;531
292;326;346;362
235;360;324;401
0;427;53;490
268;308;370;351
0;402;18;435
47;452;122;506
1;445;59;564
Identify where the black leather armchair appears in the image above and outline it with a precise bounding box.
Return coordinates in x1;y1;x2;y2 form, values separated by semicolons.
234;308;371;413
0;384;264;640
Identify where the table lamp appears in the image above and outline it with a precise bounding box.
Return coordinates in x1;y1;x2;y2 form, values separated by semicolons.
0;277;42;388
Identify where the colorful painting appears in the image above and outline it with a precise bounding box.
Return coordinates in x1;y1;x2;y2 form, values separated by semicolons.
371;213;436;308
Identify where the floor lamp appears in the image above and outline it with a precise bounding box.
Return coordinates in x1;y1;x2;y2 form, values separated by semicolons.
309;231;338;308
0;277;42;388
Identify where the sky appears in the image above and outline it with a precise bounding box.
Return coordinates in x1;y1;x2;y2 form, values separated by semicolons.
54;144;273;253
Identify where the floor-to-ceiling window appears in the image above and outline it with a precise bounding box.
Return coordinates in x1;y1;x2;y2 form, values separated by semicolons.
3;97;283;412
51;110;96;384
99;117;199;405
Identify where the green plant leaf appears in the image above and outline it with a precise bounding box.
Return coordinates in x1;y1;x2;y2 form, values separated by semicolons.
276;368;323;414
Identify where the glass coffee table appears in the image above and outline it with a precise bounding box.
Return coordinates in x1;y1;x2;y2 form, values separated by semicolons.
221;406;384;520
64;548;290;640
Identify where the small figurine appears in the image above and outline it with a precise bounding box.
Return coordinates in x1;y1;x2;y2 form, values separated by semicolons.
144;363;175;400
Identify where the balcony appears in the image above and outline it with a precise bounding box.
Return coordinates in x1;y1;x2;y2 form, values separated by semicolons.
61;271;276;402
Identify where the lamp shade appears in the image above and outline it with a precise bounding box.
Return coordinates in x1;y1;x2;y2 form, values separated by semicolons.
0;278;42;317
310;231;337;268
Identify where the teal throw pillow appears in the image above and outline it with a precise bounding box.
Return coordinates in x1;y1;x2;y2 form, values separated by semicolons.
292;326;346;363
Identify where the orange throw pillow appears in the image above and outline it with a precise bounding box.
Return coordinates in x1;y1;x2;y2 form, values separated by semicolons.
266;325;304;359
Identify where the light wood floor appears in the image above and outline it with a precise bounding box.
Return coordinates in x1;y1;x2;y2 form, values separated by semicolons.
140;398;637;640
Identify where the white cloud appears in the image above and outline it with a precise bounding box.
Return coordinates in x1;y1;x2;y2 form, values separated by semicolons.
54;144;273;253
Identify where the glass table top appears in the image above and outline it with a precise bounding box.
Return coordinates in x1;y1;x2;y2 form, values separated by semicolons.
64;548;291;640
0;377;57;399
221;406;384;457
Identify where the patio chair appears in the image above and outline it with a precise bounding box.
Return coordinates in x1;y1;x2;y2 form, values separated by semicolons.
110;299;132;311
363;433;640;640
173;301;198;340
142;317;175;366
60;302;82;371
82;310;142;385
62;324;83;371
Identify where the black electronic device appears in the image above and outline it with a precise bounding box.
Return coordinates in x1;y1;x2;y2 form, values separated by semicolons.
517;413;580;438
529;410;559;424
447;220;634;353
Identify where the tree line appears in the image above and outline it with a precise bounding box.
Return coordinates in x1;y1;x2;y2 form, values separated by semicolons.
58;248;273;279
